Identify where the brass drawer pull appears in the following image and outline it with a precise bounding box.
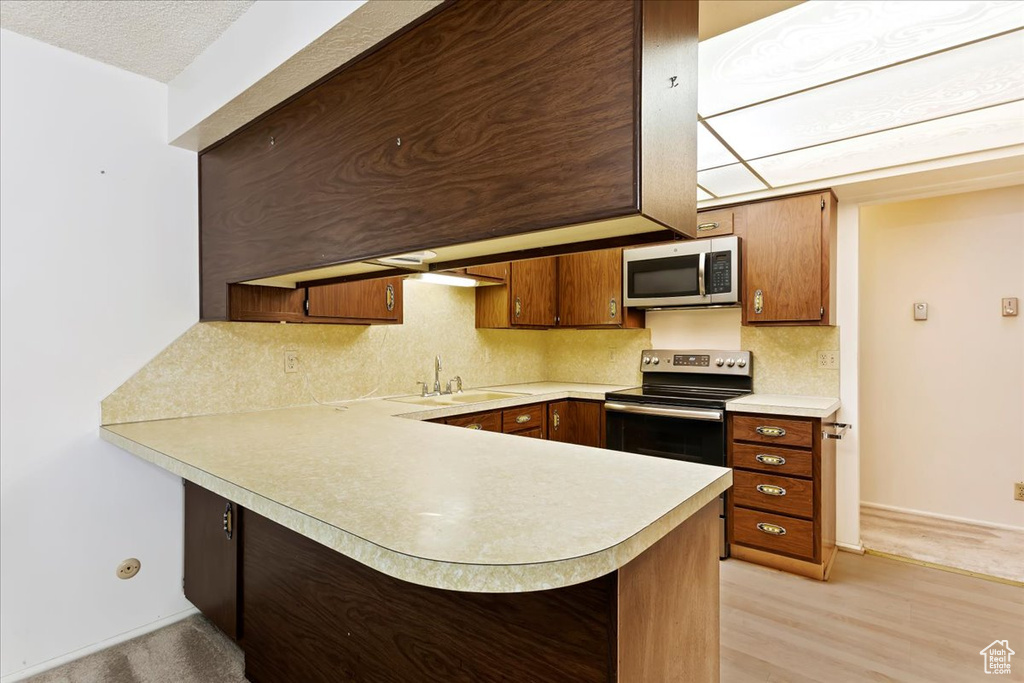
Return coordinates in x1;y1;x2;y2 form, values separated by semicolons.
223;503;233;540
756;425;787;438
385;283;395;311
754;289;764;314
756;484;787;497
609;297;617;319
697;221;719;232
514;297;522;318
757;522;786;536
552;409;560;430
466;423;483;430
515;413;532;424
755;454;786;466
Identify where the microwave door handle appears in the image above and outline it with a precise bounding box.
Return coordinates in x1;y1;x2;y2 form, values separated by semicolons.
698;252;706;297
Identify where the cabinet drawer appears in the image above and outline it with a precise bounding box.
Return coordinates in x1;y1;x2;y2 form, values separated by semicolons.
695;209;734;237
732;506;815;561
732;415;814;449
446;411;501;432
731;442;813;478
733;471;813;519
503;403;545;433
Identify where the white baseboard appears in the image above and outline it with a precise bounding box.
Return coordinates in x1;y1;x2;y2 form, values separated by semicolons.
861;501;1024;532
837;541;865;554
0;607;199;683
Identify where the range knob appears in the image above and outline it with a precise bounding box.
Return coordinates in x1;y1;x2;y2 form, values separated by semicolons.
737;358;747;368
715;358;725;367
652;357;660;365
643;356;651;365
726;358;736;367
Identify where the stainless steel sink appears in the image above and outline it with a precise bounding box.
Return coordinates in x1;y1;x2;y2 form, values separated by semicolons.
389;390;526;407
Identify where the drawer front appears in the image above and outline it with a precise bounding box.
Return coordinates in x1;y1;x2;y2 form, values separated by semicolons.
731;442;813;478
502;403;546;433
733;471;814;519
515;426;546;440
446;411;501;432
732;506;815;561
732;415;814;449
695;209;734;237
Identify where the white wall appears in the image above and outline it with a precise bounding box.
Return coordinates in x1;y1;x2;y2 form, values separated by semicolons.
645;308;742;349
0;31;198;679
859;186;1024;529
835;203;861;548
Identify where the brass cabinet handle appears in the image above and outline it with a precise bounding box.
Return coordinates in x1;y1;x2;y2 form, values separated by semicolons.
754;289;764;314
552;409;560;430
223;503;233;540
514;297;522;318
756;484;787;497
755;454;786;466
756;425;787;438
515;413;532;424
697;221;719;232
385;283;395;312
609;297;617;319
465;423;483;430
757;522;786;536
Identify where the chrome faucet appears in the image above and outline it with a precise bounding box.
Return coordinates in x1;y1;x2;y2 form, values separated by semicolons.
433;355;442;395
417;357;464;397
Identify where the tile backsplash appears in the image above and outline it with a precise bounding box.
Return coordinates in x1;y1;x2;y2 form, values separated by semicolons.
740;325;840;396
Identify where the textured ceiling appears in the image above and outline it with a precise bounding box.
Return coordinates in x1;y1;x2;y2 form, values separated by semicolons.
0;0;254;82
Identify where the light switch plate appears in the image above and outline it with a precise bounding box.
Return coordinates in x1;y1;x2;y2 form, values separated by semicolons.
1003;297;1018;317
913;302;928;321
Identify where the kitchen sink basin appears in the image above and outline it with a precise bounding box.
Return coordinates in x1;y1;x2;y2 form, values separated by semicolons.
388;390;526;407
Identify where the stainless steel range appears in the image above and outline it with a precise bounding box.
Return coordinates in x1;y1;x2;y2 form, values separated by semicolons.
605;349;753;558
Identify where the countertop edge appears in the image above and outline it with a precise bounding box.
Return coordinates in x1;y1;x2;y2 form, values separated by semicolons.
726;397;841;419
101;426;731;593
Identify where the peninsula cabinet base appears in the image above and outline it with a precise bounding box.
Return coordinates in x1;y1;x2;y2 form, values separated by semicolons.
237;503;719;683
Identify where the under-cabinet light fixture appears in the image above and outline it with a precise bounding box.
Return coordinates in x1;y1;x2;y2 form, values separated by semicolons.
409;272;479;287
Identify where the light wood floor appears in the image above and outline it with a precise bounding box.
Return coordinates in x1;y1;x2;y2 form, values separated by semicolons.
861;505;1024;583
722;552;1024;682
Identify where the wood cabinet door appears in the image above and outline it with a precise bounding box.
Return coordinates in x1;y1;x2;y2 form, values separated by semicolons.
558;249;622;327
547;401;570;443
307;277;403;323
743;194;824;323
465;263;509;282
510;258;557;327
229;284;306;323
548;400;604;447
184;481;240;640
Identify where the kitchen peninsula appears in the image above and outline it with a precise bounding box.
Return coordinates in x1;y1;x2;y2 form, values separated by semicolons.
102;384;731;682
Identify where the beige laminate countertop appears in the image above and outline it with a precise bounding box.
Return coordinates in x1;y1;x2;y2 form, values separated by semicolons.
101;382;731;593
727;393;841;419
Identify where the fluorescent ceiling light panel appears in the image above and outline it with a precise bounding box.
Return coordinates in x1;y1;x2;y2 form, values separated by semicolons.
750;100;1024;187
697;164;768;197
709;31;1024;160
698;1;1024;116
697;186;714;201
697;122;740;170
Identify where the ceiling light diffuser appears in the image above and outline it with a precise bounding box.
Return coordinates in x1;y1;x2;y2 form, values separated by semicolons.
698;1;1024;116
697;164;769;197
749;100;1024;187
697;122;740;170
708;31;1024;160
697;186;714;201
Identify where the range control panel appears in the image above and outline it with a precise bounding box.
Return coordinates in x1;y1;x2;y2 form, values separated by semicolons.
640;349;752;376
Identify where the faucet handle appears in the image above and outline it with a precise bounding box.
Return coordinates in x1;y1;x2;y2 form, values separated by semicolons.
416;381;428;397
453;375;463;393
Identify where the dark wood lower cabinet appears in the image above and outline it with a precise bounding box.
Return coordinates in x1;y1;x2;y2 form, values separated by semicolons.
548;400;605;448
242;511;615;683
183;481;241;640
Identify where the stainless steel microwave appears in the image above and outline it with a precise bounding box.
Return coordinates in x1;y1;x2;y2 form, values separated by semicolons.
622;236;740;308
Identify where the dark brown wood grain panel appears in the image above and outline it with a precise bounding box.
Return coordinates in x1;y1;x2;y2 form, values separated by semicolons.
445;410;502;432
510;257;557;327
732;470;814;520
730;441;813;479
242;510;617;683
183;481;241;640
200;0;644;320
547;401;570;442
464;263;508;281
474;282;511;328
228;284;306;323
731;414;814;449
571;400;606;449
307;277;403;323
558;249;623;327
731;506;815;562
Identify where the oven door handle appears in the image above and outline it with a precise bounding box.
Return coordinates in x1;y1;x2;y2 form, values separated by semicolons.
604;402;723;422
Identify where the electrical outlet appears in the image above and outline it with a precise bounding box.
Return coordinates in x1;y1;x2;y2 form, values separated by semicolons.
817;350;838;369
1015;482;1024;502
117;558;141;580
284;351;299;374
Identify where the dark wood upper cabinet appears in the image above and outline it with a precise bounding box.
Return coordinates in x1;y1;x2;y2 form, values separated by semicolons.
228;284;306;323
199;0;699;320
510;258;558;327
307;277;403;324
738;191;837;325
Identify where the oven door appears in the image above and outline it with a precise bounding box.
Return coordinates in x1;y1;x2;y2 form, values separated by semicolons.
604;401;729;558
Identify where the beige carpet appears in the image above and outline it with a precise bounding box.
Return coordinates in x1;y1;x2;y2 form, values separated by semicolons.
26;615;245;683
